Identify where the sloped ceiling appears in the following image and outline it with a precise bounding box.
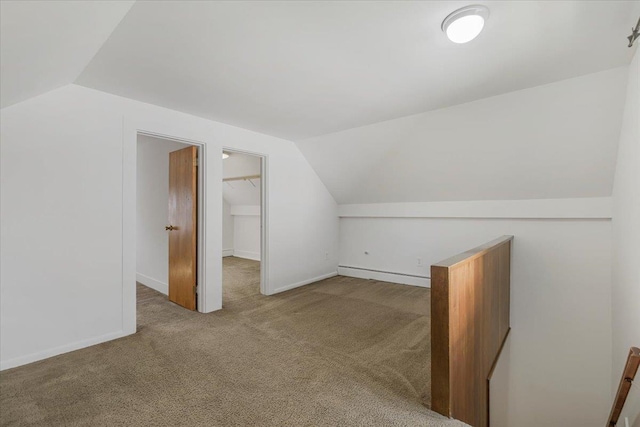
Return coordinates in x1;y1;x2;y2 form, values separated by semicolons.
222;152;261;181
297;67;629;203
74;1;637;140
223;152;261;206
0;0;134;108
1;1;637;204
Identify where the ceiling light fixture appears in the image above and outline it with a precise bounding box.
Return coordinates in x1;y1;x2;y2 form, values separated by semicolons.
222;152;230;159
442;5;489;44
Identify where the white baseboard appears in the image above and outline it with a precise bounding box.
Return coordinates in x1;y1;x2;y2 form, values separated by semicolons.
136;272;168;295
0;330;130;371
233;250;260;261
222;248;234;257
271;271;338;294
337;266;430;288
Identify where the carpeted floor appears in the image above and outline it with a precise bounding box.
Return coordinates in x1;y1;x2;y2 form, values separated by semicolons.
0;257;466;426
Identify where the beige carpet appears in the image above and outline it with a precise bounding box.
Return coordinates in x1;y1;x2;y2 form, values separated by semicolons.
0;257;466;426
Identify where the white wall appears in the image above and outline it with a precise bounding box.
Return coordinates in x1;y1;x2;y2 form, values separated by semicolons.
0;84;339;370
297;67;628;204
338;199;613;427
233;215;261;261
611;46;640;426
136;135;189;294
222;199;234;257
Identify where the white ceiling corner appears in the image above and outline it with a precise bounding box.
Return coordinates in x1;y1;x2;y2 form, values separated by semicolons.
1;0;135;108
222;152;261;206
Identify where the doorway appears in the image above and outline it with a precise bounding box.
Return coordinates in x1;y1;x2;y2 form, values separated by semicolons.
124;124;270;331
221;150;265;303
136;134;203;311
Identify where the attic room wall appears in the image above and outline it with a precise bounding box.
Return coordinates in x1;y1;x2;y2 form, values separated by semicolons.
227;194;261;261
0;84;339;370
611;47;640;426
297;67;628;204
136;135;190;295
339;205;612;427
233;213;261;261
315;67;628;426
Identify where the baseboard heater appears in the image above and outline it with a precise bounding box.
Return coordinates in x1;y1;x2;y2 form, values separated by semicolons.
337;265;430;288
338;265;429;279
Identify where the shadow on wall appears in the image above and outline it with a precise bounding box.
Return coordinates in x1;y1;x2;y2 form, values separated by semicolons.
489;335;511;426
627;382;640;427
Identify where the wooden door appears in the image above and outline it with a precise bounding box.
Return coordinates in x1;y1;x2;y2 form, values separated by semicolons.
167;146;197;310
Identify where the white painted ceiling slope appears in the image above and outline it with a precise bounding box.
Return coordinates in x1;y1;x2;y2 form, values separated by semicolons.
72;1;637;140
0;1;134;108
298;66;629;203
223;152;261;206
1;1;637;204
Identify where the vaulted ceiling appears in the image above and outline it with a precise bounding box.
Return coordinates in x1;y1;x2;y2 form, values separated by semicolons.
2;1;636;139
223;152;261;206
1;1;638;204
0;1;134;108
297;67;628;203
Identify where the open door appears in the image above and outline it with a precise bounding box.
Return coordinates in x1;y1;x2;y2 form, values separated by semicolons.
167;146;198;310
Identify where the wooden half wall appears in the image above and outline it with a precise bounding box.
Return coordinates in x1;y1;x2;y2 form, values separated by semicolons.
431;235;513;427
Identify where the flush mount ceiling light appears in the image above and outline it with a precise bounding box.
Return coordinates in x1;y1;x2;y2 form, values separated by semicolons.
442;5;489;44
222;152;230;159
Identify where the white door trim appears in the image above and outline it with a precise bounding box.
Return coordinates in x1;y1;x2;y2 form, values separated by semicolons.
222;148;269;296
123;118;222;336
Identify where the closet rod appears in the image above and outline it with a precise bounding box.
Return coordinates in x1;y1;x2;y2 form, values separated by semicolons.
223;174;261;182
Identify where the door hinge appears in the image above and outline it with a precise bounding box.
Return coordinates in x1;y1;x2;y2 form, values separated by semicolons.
194;157;199;167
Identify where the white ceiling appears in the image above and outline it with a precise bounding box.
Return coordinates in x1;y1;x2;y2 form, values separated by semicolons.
0;0;134;108
1;1;636;203
298;67;628;203
71;1;637;140
222;152;261;180
223;152;261;206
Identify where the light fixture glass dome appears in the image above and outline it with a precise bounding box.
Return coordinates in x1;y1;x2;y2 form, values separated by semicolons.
442;5;489;44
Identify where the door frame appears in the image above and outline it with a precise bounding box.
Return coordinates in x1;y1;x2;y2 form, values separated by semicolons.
222;148;268;295
122;118;271;336
123;118;222;337
136;132;208;311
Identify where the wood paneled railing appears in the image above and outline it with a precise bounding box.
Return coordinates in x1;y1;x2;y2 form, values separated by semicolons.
607;347;640;426
431;236;513;427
